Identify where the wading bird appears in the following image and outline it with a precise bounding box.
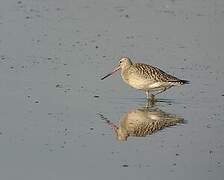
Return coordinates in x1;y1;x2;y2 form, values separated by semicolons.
101;57;189;101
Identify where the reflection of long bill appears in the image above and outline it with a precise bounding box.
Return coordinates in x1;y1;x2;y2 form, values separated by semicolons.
101;66;120;80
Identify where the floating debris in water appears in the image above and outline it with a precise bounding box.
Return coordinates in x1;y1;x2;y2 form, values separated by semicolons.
125;14;129;18
209;150;213;154
56;84;63;88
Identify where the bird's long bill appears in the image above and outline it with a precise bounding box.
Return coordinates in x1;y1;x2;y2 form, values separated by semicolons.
101;66;120;80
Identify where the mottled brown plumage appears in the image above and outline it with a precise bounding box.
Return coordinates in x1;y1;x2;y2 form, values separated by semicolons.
129;63;184;82
101;57;189;100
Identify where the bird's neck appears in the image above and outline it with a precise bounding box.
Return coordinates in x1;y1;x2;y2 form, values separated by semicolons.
121;63;132;73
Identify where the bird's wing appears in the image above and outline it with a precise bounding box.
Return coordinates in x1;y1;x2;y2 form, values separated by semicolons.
131;63;181;82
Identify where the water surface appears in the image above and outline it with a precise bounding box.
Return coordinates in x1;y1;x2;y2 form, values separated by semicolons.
0;0;224;179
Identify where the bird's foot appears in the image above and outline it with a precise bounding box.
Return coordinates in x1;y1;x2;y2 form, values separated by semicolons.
146;94;156;108
151;94;155;101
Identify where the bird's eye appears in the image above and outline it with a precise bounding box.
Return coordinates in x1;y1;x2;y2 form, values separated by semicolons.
119;61;122;64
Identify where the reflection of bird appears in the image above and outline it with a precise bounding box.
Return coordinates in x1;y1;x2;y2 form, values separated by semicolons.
99;107;184;141
101;57;189;101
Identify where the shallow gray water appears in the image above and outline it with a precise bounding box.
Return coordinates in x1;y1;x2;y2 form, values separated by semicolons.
0;0;224;179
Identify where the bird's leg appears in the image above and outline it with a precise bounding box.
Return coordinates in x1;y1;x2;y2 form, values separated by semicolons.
146;91;150;100
154;87;167;96
146;91;156;107
150;94;156;106
151;94;155;100
145;100;151;109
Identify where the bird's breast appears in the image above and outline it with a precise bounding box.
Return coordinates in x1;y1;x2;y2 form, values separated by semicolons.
121;71;154;90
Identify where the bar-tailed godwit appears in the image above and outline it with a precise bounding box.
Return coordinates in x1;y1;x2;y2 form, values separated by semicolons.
101;57;189;101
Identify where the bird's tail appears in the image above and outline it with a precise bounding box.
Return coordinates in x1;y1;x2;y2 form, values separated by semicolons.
179;80;190;85
169;79;190;85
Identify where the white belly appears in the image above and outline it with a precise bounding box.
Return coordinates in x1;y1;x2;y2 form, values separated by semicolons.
122;75;171;91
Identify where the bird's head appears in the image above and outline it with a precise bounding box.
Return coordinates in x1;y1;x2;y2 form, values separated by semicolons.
101;57;132;80
118;57;132;70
